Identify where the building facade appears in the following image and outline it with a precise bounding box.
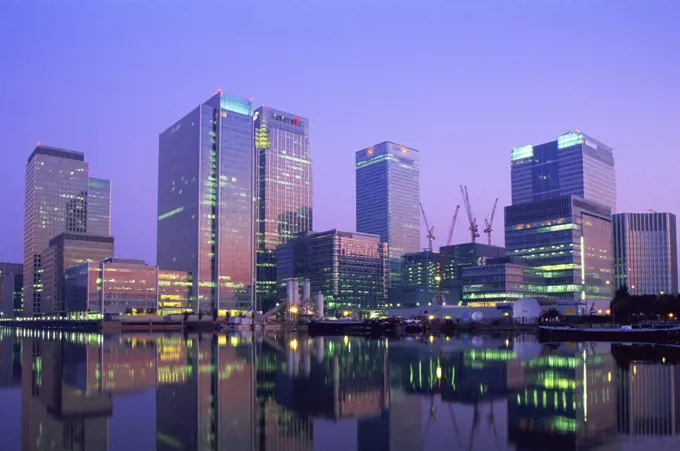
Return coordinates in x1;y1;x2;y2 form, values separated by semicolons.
87;178;112;236
157;92;255;314
41;233;115;314
511;131;616;212
439;243;506;304
613;212;678;295
356;142;420;286
65;258;191;315
276;230;388;312
23;145;110;315
254;106;312;310
0;263;23;317
504;195;614;303
460;257;545;306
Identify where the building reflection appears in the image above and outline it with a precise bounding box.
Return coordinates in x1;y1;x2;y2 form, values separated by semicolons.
2;328;680;451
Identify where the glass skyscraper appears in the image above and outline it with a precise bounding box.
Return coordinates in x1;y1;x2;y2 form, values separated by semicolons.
504;195;614;302
613;212;678;295
355;142;420;285
23;145;111;315
511;131;616;212
157;91;255;314
254;106;312;310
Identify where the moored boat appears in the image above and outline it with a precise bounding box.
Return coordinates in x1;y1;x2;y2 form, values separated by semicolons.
538;324;680;343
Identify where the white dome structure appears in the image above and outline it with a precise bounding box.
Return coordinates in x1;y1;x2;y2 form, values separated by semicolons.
513;298;541;323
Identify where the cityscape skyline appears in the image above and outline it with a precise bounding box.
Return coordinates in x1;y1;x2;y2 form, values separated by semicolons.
2;1;679;270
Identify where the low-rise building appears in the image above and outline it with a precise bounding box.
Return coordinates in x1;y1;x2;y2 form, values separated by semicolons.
65;258;191;315
0;263;23;317
461;256;545;307
276;229;388;313
439;243;505;304
41;232;114;314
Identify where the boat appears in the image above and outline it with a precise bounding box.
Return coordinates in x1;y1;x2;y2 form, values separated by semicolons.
538;324;680;343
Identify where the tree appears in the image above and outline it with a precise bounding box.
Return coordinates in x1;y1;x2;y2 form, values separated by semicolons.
614;285;630;301
541;308;562;322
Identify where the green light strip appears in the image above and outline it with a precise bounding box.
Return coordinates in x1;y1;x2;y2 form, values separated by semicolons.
511;144;534;161
159;206;184;221
557;132;583;149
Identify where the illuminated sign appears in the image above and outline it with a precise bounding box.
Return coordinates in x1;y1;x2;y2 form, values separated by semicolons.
511;144;534;161
219;93;253;116
272;113;303;127
557;132;583;149
367;147;374;156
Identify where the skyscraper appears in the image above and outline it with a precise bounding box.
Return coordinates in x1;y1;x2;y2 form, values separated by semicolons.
356;142;420;285
613;212;678;295
23;145;110;315
157;91;255;314
505;131;616;306
87;177;111;236
511;131;616;212
254;106;312;310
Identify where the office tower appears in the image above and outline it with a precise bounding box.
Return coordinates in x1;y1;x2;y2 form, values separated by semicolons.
511;131;616;212
157;91;255;314
276;230;388;311
254;106;312;310
0;263;23;317
505;195;614;302
356;142;420;285
87;178;111;236
440;243;505;304
613;212;678;295
23;145;110;315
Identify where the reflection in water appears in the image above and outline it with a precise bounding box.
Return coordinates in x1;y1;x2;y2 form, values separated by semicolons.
0;328;679;450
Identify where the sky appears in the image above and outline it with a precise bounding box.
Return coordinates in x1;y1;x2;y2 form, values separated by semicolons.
1;0;679;265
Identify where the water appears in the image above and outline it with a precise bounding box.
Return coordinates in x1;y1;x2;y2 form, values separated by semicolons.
0;328;678;451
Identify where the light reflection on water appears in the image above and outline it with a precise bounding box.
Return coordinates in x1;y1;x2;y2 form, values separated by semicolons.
0;327;679;451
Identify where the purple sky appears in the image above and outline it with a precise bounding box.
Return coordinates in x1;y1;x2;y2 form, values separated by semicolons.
1;0;679;265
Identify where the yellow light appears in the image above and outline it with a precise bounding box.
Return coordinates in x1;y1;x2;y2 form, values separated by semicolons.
400;147;408;153
606;309;611;315
429;335;434;343
428;315;435;320
434;275;441;281
436;367;442;379
289;338;298;350
597;309;603;314
289;306;298;314
505;339;510;347
343;310;349;317
343;336;349;345
230;336;239;347
662;357;666;363
669;313;674;319
607;372;611;382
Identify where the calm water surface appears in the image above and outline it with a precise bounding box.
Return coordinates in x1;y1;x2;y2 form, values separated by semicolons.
0;328;678;451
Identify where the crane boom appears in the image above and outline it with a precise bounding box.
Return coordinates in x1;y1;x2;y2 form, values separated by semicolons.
483;198;499;245
446;205;461;246
419;202;435;252
460;185;479;243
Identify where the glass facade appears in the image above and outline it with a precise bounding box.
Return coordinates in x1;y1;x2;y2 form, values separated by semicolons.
504;195;614;302
157;92;255;314
613;212;678;295
41;233;115;314
87;177;111;236
254;107;312;309
511;131;616;212
439;243;506;304
276;230;388;311
461;258;546;306
401;250;439;290
65;258;191;314
24;146;94;315
355;142;420;286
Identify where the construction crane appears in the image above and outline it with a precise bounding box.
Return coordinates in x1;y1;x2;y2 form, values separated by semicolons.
419;202;435;252
483;198;499;246
446;205;461;247
435;204;461;306
460;185;480;243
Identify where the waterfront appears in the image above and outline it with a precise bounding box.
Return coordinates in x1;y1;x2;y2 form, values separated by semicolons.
0;329;679;451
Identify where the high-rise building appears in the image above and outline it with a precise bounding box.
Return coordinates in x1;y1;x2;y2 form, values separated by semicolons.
157;92;255;314
613;212;678;295
356;142;420;286
440;243;505;304
254;106;312;310
41;232;115;313
23;145;110;316
276;230;388;312
504;195;614;303
0;263;23;317
87;177;111;236
511;131;616;212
